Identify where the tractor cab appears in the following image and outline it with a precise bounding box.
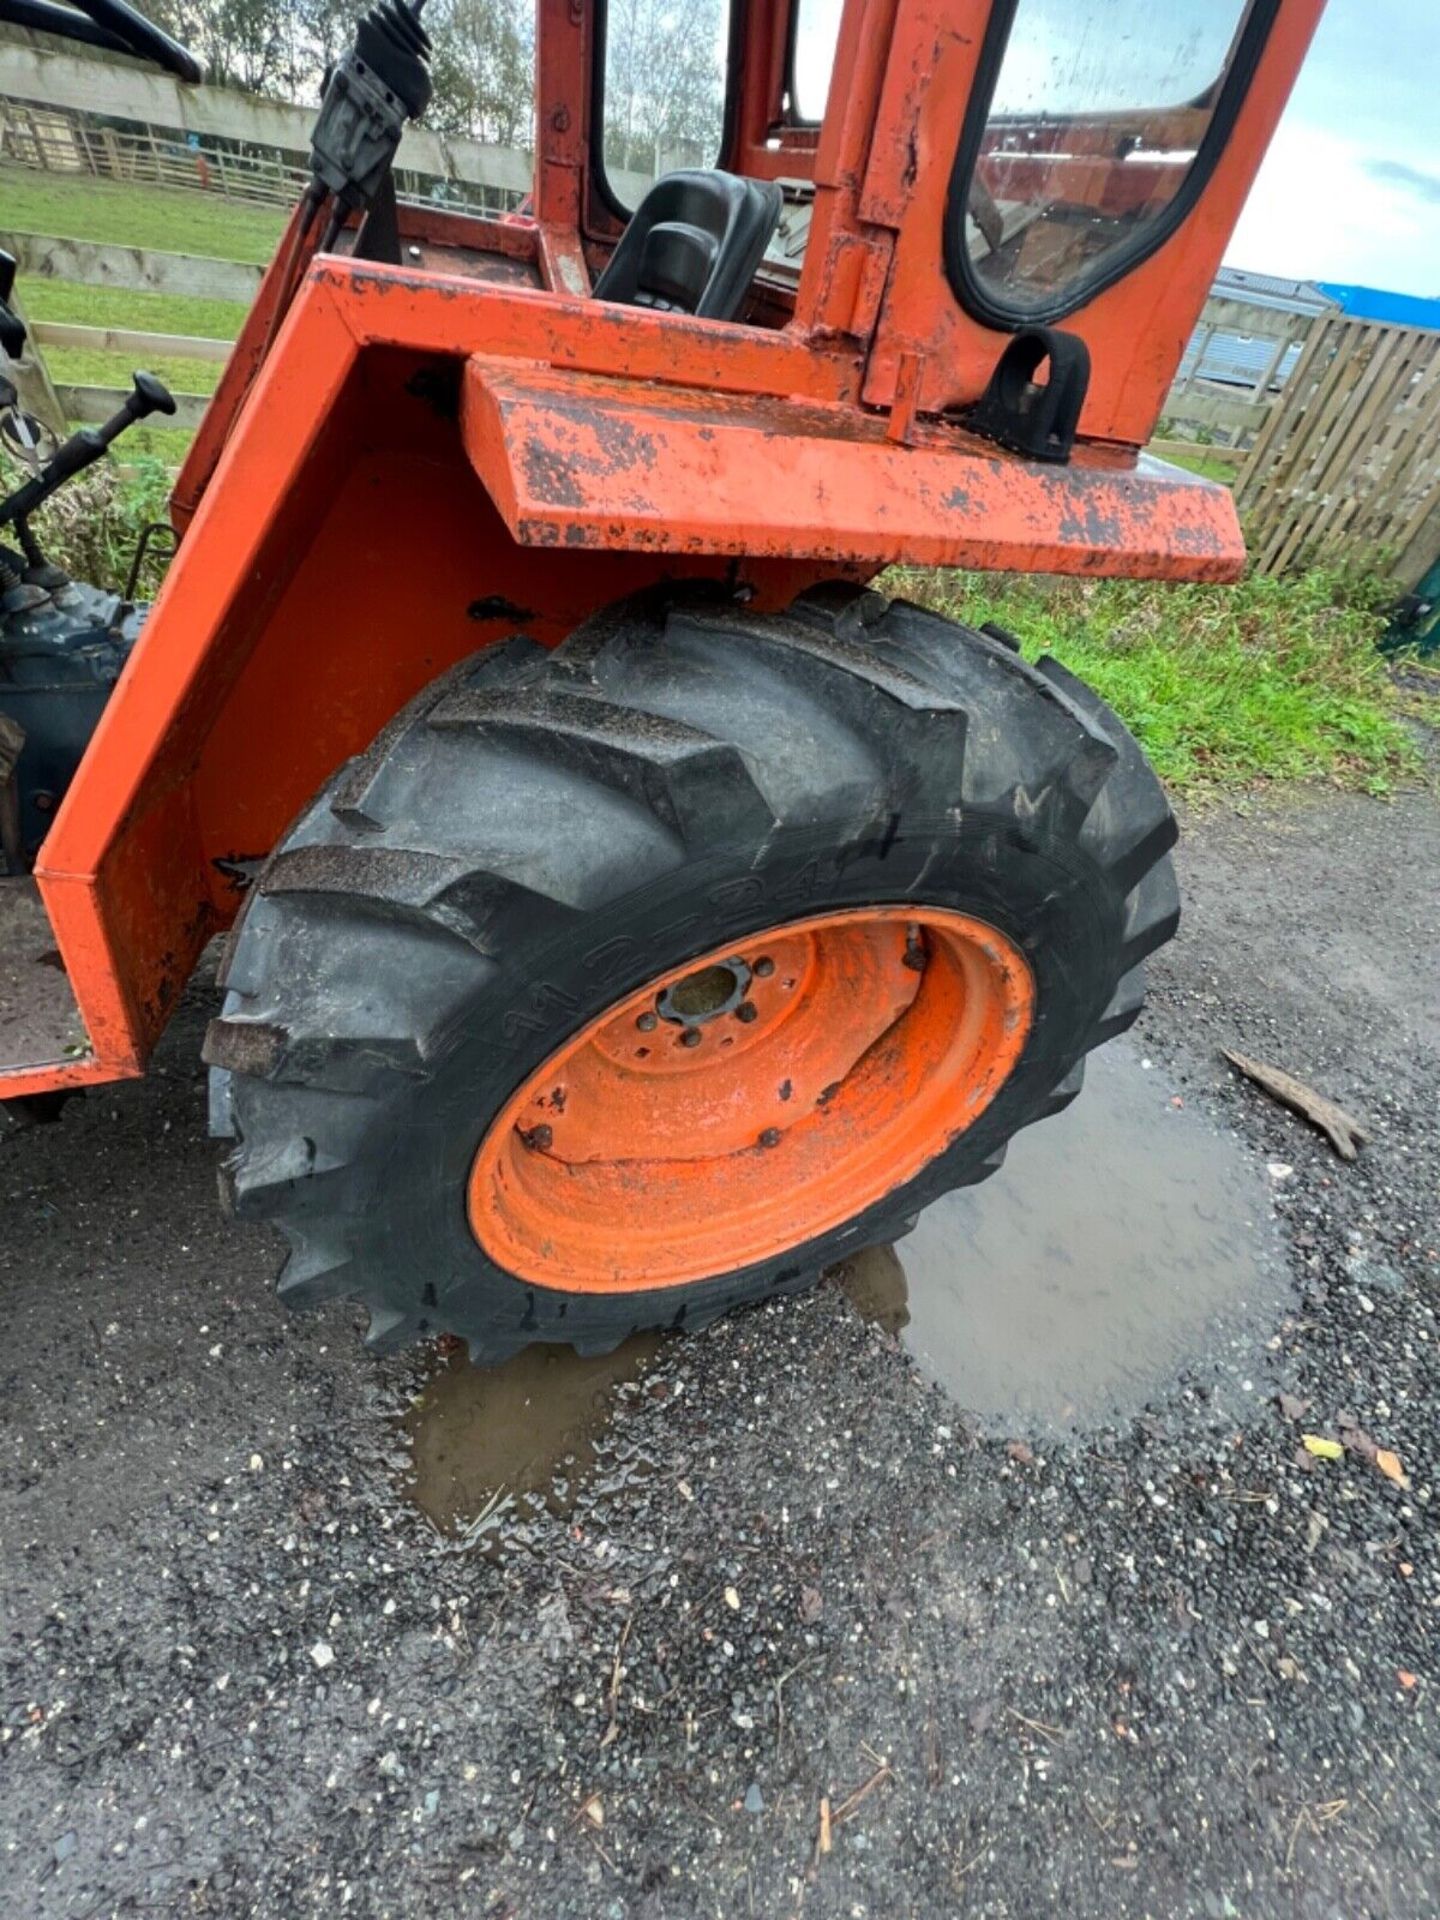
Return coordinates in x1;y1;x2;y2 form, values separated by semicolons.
163;0;1323;558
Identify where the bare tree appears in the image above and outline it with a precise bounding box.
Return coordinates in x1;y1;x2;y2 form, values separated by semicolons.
603;0;726;178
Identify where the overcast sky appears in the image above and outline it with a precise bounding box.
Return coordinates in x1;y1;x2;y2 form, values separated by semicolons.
1229;0;1440;292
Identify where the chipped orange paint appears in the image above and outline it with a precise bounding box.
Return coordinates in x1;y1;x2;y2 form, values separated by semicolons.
460;356;1244;576
468;908;1034;1291
8;0;1328;1098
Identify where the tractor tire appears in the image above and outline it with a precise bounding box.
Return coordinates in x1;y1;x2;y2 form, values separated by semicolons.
206;584;1178;1361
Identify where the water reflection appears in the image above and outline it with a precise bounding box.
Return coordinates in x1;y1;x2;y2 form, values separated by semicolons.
401;1042;1286;1539
836;1042;1285;1429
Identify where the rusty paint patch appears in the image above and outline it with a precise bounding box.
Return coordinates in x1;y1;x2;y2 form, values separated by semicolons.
520;438;586;510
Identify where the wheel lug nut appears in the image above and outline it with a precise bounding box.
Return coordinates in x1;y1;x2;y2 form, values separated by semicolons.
753;956;774;978
758;1127;781;1148
680;1028;702;1048
636;1010;658;1032
736;1001;758;1023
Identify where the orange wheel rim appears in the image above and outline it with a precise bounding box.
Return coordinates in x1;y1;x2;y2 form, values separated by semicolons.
468;907;1034;1292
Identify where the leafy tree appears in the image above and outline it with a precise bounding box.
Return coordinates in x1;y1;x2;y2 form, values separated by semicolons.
135;0;728;177
145;0;300;95
137;0;534;140
425;0;534;147
291;0;365;81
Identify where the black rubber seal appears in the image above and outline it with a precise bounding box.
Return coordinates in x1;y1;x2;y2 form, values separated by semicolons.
944;0;1282;332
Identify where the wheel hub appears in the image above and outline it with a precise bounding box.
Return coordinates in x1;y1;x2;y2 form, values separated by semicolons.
468;907;1034;1292
656;957;753;1027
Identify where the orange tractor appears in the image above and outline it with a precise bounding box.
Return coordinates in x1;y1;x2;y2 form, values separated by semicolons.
0;0;1324;1358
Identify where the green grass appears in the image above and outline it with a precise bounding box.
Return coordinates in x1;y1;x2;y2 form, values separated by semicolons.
44;341;224;399
0;162;284;262
888;566;1421;797
20;283;240;455
19;278;249;342
101;423;197;464
1;164;263;461
1155;445;1240;486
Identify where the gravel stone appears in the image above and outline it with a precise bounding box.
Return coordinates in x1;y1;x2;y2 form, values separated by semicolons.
1;784;1437;1918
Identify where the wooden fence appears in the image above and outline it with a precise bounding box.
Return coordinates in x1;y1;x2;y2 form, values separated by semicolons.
0;29;532;213
1236;313;1440;588
1;225;260;303
0;98;311;206
0;227;253;440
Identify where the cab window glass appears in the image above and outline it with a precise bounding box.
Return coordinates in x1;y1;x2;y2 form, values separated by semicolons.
602;0;731;209
957;0;1264;319
789;0;842;123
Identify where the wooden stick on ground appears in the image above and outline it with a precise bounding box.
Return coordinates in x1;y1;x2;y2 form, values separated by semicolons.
1220;1049;1370;1161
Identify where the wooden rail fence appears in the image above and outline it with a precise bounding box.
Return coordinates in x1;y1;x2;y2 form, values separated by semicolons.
53;378;209;433
0;30;532;210
0;98;311;206
0;226;261;303
28;320;231;363
0;227;249;442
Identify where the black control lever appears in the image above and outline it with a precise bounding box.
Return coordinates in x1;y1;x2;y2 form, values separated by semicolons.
310;1;433;253
0;248;26;359
0;371;175;530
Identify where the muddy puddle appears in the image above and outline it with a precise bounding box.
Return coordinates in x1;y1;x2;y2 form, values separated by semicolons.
403;1041;1287;1538
838;1041;1287;1429
403;1333;666;1547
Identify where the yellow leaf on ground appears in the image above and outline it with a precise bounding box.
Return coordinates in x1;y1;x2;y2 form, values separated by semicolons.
1302;1435;1344;1461
1375;1448;1411;1488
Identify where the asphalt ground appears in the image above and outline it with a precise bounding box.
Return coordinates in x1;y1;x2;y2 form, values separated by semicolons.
2;783;1437;1919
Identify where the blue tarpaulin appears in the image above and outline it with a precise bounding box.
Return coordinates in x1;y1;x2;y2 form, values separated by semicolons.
1315;284;1440;331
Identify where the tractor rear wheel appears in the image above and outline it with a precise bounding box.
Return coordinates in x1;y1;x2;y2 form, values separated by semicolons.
206;584;1179;1360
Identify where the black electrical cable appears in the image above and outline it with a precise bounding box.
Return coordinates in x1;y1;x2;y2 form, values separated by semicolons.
317;204;346;257
260;182;328;357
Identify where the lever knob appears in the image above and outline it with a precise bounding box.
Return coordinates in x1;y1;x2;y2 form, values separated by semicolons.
125;371;177;422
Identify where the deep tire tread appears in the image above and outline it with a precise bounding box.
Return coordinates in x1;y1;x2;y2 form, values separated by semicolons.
427;684;779;845
220;582;1178;1362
